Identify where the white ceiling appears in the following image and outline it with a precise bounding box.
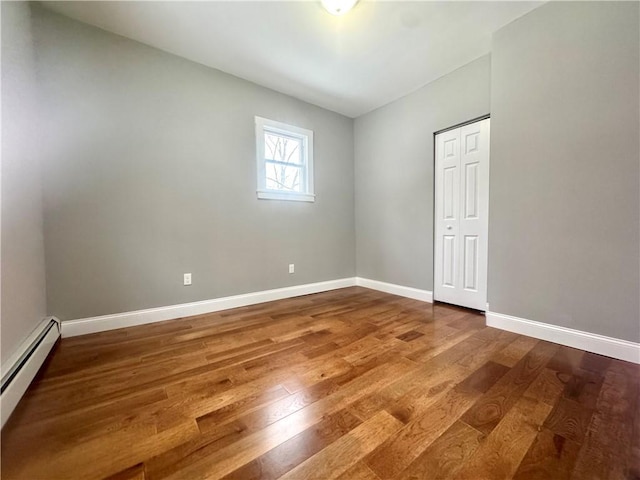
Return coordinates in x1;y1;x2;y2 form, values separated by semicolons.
41;1;542;118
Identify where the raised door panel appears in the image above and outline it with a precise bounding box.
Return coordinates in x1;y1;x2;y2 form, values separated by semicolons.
442;235;456;288
463;235;478;291
443;167;458;221
464;162;479;219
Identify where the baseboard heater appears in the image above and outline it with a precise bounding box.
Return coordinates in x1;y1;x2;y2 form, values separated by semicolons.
1;317;60;428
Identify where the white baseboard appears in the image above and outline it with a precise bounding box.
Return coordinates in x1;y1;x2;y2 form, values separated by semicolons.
61;278;357;338
1;317;61;428
486;311;640;364
355;277;433;303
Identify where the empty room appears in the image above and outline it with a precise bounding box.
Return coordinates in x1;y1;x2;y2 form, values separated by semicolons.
1;0;639;478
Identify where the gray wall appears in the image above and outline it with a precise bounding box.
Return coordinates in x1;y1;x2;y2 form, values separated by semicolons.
354;56;491;290
1;1;48;365
489;1;640;342
33;7;355;321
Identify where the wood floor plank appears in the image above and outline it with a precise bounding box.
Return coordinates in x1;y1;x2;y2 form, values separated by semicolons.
365;385;482;479
512;427;582;480
453;396;553;480
546;346;585;376
348;393;389;421
570;364;639;479
105;463;146;480
398;420;482;480
4;421;199;480
335;462;381;480
456;361;510;394
4;387;169;445
490;336;540;367
396;330;425;342
1;287;635;480
195;377;338;435
561;370;603;411
523;367;565;406
220;408;362;480
144;418;251;480
453;364;563;480
631;379;640;480
279;410;403;480
194;383;291;430
460;340;558;436
543;396;593;443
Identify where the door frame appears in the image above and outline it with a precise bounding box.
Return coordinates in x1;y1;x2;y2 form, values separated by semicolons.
432;113;490;310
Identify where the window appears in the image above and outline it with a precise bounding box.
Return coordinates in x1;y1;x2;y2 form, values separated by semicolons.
255;116;315;202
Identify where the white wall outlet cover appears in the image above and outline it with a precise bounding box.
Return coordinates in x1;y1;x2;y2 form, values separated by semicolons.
184;273;192;285
289;264;295;274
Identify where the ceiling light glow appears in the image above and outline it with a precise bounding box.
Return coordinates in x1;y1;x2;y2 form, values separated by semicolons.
321;0;358;16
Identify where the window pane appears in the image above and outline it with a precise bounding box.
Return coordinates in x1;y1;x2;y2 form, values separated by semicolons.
264;132;302;165
265;162;303;192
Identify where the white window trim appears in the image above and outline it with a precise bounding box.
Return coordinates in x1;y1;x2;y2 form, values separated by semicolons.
255;116;315;203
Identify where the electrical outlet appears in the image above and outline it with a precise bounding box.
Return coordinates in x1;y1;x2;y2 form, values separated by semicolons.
183;273;192;286
288;264;295;274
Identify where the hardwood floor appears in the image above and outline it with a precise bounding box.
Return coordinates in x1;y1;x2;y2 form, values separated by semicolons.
2;287;638;479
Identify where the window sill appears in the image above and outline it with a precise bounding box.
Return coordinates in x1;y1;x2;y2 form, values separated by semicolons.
257;190;316;203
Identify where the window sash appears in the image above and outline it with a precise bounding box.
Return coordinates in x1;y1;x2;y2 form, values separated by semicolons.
264;131;304;166
265;161;305;192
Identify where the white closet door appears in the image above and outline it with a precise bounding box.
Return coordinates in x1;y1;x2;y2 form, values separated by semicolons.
434;118;490;310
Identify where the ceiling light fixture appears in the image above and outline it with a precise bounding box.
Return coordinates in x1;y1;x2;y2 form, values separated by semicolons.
321;0;358;16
